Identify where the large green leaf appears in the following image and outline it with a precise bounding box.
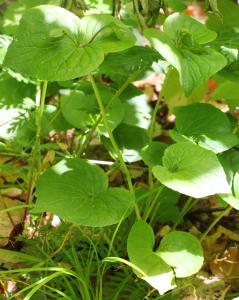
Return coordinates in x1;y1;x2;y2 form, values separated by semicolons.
157;231;204;277
152;142;231;198
144;13;227;95
174;103;239;153
127;221;176;295
34;159;134;227
4;6;135;81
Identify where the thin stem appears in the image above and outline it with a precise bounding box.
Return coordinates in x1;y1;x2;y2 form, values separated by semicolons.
171;197;195;231
26;81;48;206
133;0;147;31
148;94;162;189
76;72;139;157
200;206;232;242
89;74;141;220
143;185;163;221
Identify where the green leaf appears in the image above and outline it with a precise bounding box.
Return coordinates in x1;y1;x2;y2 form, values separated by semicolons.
4;6;135;81
161;68;207;111
61;85;125;134
165;0;186;11
207;0;239;32
219;193;239;210
127;221;176;295
102;124;149;163
0;0;60;35
152;142;231;198
174;103;239;153
34;159;134;227
0;35;12;65
98;46;161;78
213;81;239;110
141;142;168;168
157;231;204;277
121;91;152;130
144;13;226;95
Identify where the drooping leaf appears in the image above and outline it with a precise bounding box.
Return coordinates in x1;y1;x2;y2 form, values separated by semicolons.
34;159;134;227
219;194;239;210
173;103;239;153
157;231;204;277
145;13;226;95
4;6;135;81
152;142;231;198
161;68;207;111
127;221;176;295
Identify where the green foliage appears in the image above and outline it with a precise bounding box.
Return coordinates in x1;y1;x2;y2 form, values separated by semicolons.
4;5;135;81
34;159;134;226
1;0;239;298
153;142;231;198
145;13;226;95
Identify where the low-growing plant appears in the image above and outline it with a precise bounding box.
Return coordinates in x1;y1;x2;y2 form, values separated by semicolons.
0;0;239;299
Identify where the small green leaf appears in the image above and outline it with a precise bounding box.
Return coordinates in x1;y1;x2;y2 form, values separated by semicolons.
4;6;135;81
141;142;168;167
157;231;204;277
34;159;134;227
61;86;125;134
145;13;226;95
98;46;160;79
127;221;176;295
219;193;239;210
174;103;239;153
102;124;149;163
152;142;231;198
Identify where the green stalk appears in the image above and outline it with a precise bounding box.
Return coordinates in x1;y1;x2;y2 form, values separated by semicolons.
89;75;141;220
76;71;139;157
148;94;162;189
143;185;163;221
200;206;232;242
26;81;48;206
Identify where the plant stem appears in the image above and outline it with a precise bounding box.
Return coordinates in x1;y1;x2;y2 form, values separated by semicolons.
76;72;139;157
26;81;48;206
200;206;232;242
147;94;162;189
172;197;195;231
89;74;141;220
143;185;163;221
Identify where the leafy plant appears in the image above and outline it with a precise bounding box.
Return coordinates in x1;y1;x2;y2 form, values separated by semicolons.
0;0;239;299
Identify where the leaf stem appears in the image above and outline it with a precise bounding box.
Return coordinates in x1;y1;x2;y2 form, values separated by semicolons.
148;93;162;189
143;185;163;221
76;72;139;157
89;74;141;220
200;206;232;242
26;80;48;206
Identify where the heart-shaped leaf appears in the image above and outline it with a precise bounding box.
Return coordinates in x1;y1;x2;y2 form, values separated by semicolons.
174;103;239;153
145;13;227;95
157;231;204;277
4;6;135;81
152;142;231;198
127;221;176;295
34;159;134;227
